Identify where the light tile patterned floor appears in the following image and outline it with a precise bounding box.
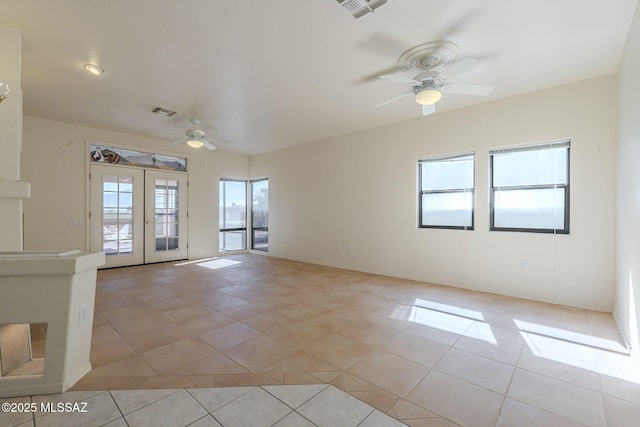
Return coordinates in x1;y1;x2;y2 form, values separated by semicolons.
4;254;640;426
1;385;403;426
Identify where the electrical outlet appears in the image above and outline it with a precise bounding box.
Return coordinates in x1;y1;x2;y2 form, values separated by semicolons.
78;304;88;326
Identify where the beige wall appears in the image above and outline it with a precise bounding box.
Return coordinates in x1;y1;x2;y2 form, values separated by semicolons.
614;3;640;355
21;77;619;312
0;27;26;251
0;27;21;181
21;116;249;259
250;75;617;311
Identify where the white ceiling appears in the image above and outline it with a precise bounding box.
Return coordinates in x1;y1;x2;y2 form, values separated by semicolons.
1;0;637;155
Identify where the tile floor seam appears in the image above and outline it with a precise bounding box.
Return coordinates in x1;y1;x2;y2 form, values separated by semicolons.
261;384;329;410
290;410;322;427
105;390;127;424
209;410;225;426
186;414;212;427
502;396;591;427
354;407;378;427
186;386;256;415
107;319;167;358
185;387;215;417
597;369;605;396
218;337;293;374
112;389;182;416
428;337;454;368
515;364;609;396
370;333;449;371
510;368;608;427
491;344;523;427
267;408;297;427
415;369;508;426
596;380;611;427
401;368;436;416
27;395;35;426
599;388;640;406
431;367;508;398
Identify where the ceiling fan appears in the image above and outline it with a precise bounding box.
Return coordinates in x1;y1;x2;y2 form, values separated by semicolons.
171;118;216;150
374;42;494;116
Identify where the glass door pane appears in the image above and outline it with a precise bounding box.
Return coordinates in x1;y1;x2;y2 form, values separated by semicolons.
101;174;135;255
251;178;268;252
144;170;188;263
90;165;144;268
153;178;180;252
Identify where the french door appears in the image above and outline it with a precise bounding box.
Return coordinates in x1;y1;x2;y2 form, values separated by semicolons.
90;165;188;268
144;169;188;263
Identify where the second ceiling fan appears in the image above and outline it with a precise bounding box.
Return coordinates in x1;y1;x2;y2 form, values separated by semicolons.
171;118;217;151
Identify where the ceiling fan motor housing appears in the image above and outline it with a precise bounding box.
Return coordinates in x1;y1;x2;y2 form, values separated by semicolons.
398;41;460;73
412;74;447;88
186;128;205;138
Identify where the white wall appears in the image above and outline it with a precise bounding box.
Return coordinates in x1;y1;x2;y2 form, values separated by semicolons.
250;75;617;311
0;27;26;251
21;116;249;259
614;2;640;354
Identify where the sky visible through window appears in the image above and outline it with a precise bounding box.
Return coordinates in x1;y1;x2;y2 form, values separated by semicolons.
220;181;246;207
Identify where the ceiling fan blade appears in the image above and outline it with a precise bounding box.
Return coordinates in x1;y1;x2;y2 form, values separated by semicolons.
379;75;421;85
169;140;185;146
357;33;410;58
373;92;413;108
439;10;480;41
442;57;478;79
422;104;436;116
357;65;403;84
445;83;494;96
203;141;216;151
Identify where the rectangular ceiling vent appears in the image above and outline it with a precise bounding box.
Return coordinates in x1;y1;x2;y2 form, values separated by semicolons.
337;0;388;19
149;106;177;117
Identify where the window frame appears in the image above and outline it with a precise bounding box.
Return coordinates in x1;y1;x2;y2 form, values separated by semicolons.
250;178;269;252
219;178;248;251
418;152;475;231
489;141;570;234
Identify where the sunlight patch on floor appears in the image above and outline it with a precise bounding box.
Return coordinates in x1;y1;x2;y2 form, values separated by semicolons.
174;257;243;270
403;299;497;344
516;318;640;384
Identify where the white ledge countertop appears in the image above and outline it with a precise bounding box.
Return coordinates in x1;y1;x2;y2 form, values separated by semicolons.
0;251;105;276
0;180;31;199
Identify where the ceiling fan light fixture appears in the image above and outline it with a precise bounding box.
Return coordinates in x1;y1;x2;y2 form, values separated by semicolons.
83;63;104;76
186;139;204;149
415;89;442;106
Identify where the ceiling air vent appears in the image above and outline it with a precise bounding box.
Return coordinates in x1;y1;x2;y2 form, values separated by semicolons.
149;106;177;117
337;0;388;19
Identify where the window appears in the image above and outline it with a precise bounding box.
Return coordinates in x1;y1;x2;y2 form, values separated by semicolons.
251;178;269;251
418;153;474;230
219;179;247;251
490;141;570;234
